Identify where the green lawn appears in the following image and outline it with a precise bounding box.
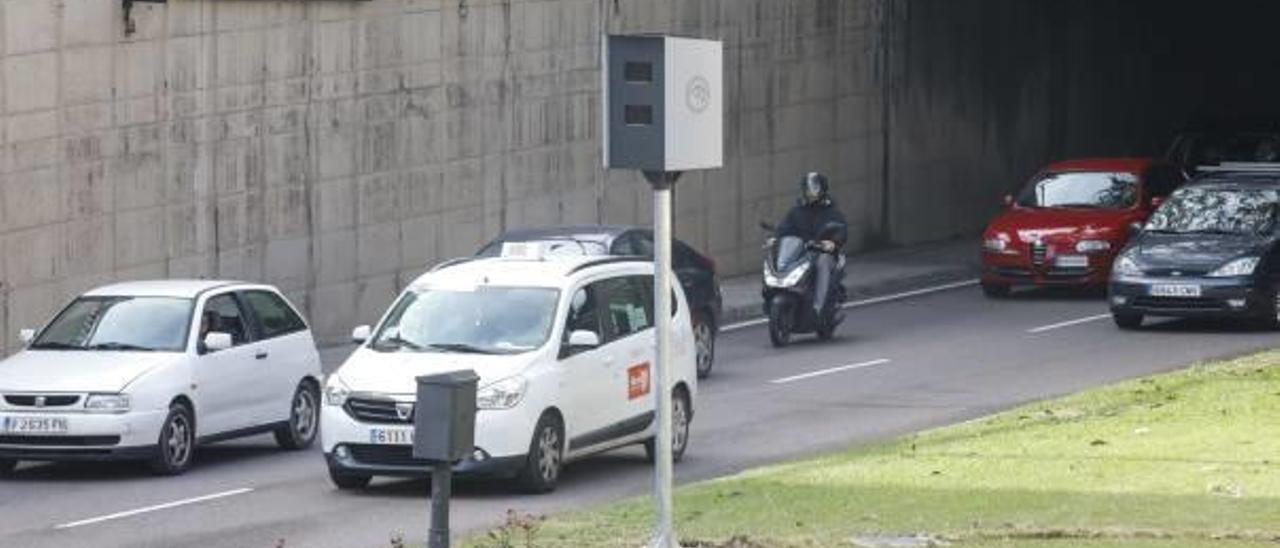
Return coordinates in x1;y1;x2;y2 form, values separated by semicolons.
465;351;1280;547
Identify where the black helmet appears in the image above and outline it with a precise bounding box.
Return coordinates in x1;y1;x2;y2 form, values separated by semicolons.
800;172;829;205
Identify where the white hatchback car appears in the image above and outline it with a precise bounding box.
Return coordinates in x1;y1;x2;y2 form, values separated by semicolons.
0;281;323;476
322;252;698;492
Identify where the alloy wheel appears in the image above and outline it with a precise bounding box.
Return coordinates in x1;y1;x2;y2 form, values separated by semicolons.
693;320;715;377
164;413;193;468
672;394;689;458
537;425;561;484
292;388;317;441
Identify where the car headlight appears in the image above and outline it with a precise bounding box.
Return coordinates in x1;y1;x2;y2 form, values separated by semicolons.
324;376;351;406
1112;254;1142;276
1075;240;1111;253
1208;256;1260;277
85;394;131;413
982;236;1009;253
477;376;527;410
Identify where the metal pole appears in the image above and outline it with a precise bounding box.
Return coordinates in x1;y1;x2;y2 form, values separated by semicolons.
649;176;678;548
429;465;452;548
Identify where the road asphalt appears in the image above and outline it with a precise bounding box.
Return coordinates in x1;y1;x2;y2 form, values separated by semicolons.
3;241;1277;548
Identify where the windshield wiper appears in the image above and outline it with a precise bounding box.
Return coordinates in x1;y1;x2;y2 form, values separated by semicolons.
374;334;425;351
28;341;84;351
1180;228;1241;235
86;342;157;352
427;342;498;355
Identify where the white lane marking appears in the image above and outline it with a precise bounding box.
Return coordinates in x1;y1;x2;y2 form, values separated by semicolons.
55;487;254;529
722;278;979;332
1026;313;1112;334
769;358;891;385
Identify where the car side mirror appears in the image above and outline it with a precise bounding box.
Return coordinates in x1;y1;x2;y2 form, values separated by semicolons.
567;330;600;349
1002;194;1013;206
351;325;372;344
18;329;35;345
1129;221;1145;235
203;332;233;353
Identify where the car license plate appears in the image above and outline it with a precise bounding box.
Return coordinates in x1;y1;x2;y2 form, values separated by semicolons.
2;415;68;434
1150;284;1202;298
1055;254;1088;268
368;427;414;445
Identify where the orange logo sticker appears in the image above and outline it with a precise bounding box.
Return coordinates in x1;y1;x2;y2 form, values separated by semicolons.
628;363;651;400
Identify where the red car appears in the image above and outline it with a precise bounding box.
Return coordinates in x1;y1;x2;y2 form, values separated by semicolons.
980;158;1185;297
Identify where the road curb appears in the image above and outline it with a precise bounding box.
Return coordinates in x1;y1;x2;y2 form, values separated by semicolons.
717;266;980;327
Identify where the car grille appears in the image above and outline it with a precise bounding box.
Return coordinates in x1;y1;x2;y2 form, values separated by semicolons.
344;397;413;424
4;395;80;407
347;444;430;468
1130;296;1224;310
0;435;120;447
1042;267;1092;279
1030;241;1047;266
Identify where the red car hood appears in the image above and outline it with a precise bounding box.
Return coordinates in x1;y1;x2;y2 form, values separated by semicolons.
986;207;1135;243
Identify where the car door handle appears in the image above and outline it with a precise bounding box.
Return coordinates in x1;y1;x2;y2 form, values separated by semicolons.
255;351;269;360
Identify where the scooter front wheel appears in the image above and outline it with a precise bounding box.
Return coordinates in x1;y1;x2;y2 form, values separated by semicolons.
768;302;792;347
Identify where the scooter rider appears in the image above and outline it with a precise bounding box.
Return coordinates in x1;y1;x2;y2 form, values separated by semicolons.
777;172;848;315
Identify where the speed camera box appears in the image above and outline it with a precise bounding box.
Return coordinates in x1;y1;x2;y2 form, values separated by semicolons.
603;35;723;172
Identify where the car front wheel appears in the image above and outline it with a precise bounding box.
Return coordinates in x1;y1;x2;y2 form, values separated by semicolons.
1113;312;1143;330
981;282;1011;298
149;403;196;476
328;467;372;490
275;382;320;450
518;413;564;494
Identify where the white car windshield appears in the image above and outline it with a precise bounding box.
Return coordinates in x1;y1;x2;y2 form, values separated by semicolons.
31;297;194;352
370;286;560;355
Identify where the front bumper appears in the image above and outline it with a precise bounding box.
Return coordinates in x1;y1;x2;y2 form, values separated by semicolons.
0;409;167;462
320;402;535;478
982;251;1113;287
1109;276;1268;318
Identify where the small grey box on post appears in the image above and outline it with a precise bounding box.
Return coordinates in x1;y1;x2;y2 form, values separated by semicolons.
412;370;479;463
603;35;723;177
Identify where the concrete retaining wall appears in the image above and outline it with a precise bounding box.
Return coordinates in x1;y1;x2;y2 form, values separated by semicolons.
6;0;1277;353
0;0;886;351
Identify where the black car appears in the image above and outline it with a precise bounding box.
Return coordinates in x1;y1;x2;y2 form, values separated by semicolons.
1109;174;1280;329
1165;119;1280;175
477;225;723;378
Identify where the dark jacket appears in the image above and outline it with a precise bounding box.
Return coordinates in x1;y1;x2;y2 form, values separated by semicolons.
778;199;849;247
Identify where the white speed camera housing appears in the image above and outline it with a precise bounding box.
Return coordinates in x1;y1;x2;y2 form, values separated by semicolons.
603;35;723;173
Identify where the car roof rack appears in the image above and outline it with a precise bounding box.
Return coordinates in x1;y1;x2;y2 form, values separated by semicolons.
1199;162;1280;173
566;256;650;275
429;257;476;272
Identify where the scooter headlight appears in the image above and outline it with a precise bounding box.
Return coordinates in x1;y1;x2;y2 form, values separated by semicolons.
780;261;811;286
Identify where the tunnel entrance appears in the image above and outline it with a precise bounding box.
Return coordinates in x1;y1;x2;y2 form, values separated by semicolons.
881;0;1280;244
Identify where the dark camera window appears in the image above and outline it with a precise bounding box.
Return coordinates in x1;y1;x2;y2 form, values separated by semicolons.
625;105;653;126
624;62;653;83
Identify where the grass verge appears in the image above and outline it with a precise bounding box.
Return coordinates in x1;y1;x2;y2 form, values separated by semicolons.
465;350;1280;547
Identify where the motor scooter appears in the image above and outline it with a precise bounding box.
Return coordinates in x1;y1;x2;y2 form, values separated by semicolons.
760;221;847;347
